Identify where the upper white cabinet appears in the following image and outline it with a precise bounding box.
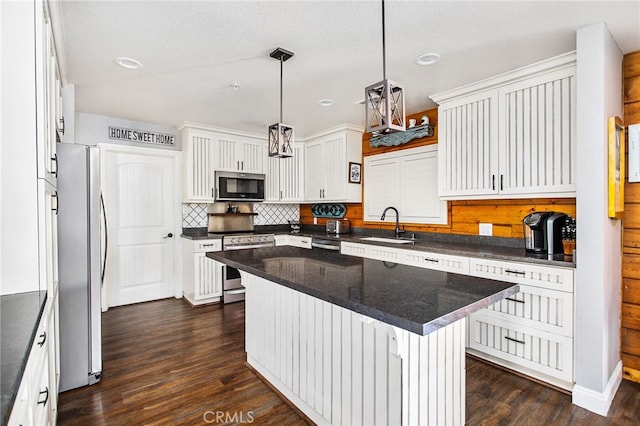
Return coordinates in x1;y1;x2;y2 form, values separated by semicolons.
364;145;448;225
303;125;363;203
216;134;264;173
431;52;576;200
180;124;268;202
265;145;305;202
35;0;63;186
181;128;215;202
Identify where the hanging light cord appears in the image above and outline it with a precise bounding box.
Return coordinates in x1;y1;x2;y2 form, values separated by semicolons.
279;54;284;123
381;0;386;80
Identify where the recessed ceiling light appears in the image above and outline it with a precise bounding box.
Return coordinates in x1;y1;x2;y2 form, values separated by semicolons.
318;99;335;107
231;83;241;90
415;53;441;66
114;57;143;70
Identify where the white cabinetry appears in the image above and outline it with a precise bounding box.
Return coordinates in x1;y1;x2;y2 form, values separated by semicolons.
265;145;305;202
340;242;469;275
304;126;363;203
35;0;65;186
181;128;215;202
466;258;575;389
9;294;60;426
182;239;223;305
274;235;312;249
364;145;447;225
216;134;264;173
341;241;575;389
2;0;61;420
432;52;576;200
181;124;268;202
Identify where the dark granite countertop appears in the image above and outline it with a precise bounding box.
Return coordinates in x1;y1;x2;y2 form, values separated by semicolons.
181;225;575;267
1;290;47;425
207;247;518;336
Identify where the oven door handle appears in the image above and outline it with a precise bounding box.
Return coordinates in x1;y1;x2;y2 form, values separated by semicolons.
225;243;274;250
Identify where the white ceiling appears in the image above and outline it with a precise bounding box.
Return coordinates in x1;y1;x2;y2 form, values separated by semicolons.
58;0;640;137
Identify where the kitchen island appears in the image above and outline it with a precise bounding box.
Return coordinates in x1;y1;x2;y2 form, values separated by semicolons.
207;246;519;425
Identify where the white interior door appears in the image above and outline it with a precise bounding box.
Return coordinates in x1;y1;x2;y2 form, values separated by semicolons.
102;145;178;308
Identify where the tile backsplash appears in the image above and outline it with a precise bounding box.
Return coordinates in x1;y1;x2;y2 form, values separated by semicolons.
182;203;208;228
253;204;300;225
181;203;300;228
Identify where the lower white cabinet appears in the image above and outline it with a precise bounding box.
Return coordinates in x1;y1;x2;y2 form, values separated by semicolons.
466;258;575;390
274;235;312;249
182;238;223;305
9;292;59;426
340;242;469;275
341;241;576;390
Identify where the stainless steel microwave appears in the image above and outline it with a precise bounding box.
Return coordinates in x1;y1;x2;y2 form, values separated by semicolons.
215;171;265;202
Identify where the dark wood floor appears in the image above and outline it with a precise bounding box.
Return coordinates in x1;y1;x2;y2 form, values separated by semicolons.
58;298;640;425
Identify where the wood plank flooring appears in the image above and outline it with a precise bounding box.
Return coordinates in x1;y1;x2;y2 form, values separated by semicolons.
57;298;640;425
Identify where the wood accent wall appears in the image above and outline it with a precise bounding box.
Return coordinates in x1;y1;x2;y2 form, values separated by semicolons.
622;51;640;383
301;107;576;238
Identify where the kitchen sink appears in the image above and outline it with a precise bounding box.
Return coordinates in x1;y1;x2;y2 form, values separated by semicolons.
359;236;414;244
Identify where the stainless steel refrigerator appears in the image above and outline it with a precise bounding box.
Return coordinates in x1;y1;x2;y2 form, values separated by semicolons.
56;143;103;392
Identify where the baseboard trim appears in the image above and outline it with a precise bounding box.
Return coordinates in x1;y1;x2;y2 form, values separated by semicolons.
572;360;623;416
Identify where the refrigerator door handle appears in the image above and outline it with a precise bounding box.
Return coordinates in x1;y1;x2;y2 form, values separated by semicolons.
100;192;108;285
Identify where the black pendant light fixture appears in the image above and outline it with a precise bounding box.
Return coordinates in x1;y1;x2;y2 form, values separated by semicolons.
268;47;295;158
365;0;405;134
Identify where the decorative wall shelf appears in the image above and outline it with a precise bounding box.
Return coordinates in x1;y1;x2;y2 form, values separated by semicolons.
311;203;347;218
370;123;435;148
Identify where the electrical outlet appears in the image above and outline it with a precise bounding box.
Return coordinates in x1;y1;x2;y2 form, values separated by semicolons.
313;217;318;225
479;223;493;236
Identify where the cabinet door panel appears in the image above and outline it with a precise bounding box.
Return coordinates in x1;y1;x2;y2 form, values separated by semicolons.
400;149;446;224
304;142;323;201
498;69;575;195
438;91;498;198
323;136;346;200
280;146;304;201
240;139;263;173
265;156;280;201
216;137;239;171
364;156;397;222
183;131;214;201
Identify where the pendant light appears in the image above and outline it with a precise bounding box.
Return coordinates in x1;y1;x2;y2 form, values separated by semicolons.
268;47;295;158
365;0;405;134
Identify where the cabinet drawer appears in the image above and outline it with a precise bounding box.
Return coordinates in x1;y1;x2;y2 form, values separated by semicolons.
482;285;573;337
194;239;222;252
401;250;469;274
468;312;573;384
469;258;574;293
288;236;312;249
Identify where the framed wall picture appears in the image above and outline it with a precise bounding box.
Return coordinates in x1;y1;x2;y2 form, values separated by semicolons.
608;116;625;219
349;162;361;184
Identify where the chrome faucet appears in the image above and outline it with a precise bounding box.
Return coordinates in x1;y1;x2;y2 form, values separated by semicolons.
380;206;405;238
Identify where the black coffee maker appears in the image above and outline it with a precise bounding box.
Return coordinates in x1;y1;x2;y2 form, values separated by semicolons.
523;212;552;253
523;211;569;254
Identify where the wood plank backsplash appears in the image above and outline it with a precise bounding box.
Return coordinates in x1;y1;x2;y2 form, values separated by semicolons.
622;50;640;383
300;199;575;239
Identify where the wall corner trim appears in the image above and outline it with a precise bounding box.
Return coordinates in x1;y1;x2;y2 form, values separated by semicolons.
572;360;622;416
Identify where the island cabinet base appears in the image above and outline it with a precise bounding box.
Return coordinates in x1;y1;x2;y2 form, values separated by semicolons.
242;272;466;426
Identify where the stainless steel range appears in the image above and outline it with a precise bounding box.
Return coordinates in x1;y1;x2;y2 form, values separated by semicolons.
206;202;275;303
220;232;275;304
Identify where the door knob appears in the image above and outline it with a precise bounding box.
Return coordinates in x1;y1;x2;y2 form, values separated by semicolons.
164;233;173;238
